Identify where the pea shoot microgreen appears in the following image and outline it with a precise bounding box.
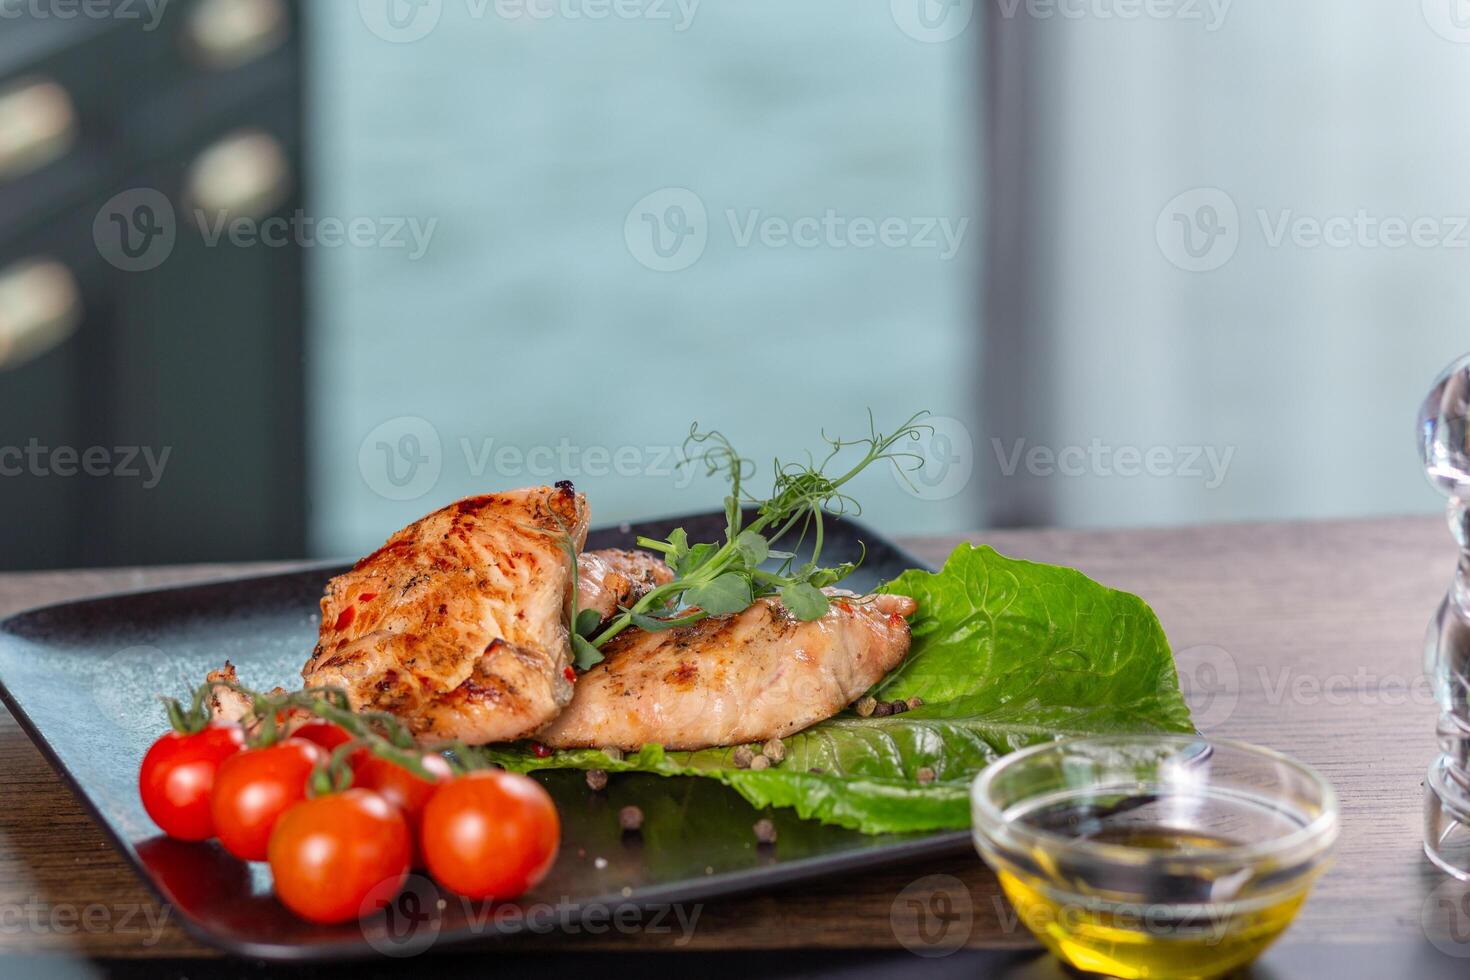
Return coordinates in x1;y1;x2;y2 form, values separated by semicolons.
569;412;932;668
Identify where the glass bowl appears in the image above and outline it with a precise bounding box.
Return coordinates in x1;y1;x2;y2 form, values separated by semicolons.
971;735;1338;980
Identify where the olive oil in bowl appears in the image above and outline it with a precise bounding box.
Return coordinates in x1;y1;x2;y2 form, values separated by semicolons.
972;737;1338;980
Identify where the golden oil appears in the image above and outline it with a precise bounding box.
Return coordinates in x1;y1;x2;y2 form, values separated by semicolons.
997;827;1310;980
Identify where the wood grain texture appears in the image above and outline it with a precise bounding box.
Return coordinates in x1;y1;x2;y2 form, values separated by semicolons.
0;518;1454;956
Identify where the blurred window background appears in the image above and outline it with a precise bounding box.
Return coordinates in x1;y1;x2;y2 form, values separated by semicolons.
307;1;978;557
0;1;1467;570
981;0;1470;529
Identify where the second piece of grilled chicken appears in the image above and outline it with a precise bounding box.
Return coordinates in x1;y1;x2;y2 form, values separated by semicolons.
537;591;918;751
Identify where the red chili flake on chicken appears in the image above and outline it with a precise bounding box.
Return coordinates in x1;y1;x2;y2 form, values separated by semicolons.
531;742;553;758
358;592;377;603
334;605;356;631
564;666;577;683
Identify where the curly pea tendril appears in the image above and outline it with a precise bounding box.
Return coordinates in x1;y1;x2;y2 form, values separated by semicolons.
161;679;489;797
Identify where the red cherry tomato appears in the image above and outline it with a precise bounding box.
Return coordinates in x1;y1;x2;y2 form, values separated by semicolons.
353;752;451;839
138;723;245;840
211;739;324;861
291;721;355;753
420;770;559;900
268;789;411;924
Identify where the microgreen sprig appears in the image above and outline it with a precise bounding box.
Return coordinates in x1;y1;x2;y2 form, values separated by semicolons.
577;412;932;658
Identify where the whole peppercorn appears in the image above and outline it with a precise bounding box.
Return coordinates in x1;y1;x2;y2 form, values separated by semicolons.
762;738;786;763
586;769;608;791
750;754;770;770
753;819;778;845
854;696;878;718
906;697;925;710
732;746;755;768
890;699;909;714
872;701;894;717
619;805;644;832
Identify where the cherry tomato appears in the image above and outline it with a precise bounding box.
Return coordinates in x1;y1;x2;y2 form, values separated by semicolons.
138;723;245;840
211;739;324;861
420;770;559;900
291;721;355;753
268;789;411;924
353;753;451;843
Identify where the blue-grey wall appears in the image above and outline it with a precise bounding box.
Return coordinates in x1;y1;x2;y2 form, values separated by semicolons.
307;2;979;556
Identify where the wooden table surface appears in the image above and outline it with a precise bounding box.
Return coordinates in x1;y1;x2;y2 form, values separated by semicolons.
0;517;1464;964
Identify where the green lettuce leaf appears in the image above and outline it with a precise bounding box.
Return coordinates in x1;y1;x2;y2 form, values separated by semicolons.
484;543;1193;834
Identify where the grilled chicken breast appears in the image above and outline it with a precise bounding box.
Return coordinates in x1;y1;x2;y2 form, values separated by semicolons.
301;484;587;745
538;591;918;751
210;544;669;735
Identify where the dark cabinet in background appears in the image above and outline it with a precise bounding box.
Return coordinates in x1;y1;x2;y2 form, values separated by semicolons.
0;0;306;569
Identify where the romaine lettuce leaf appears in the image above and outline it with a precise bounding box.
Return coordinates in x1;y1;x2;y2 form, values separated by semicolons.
483;543;1194;833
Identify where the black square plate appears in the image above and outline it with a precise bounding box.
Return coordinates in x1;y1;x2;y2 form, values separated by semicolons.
0;511;968;960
